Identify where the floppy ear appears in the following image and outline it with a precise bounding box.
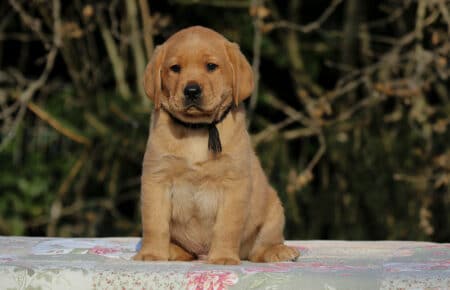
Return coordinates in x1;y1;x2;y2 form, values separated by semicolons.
225;42;254;105
143;45;166;109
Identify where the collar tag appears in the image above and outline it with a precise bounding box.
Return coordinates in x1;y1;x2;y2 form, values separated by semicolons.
208;124;222;153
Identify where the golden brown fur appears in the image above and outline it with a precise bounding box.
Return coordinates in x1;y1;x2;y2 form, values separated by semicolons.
133;26;299;264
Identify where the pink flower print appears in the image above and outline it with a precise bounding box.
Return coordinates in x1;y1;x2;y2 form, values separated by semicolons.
425;244;450;248
0;256;14;262
385;261;450;273
432;251;448;257
186;270;238;290
89;246;120;255
241;261;370;275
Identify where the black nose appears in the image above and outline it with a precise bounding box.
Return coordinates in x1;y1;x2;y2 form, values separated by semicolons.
183;83;202;101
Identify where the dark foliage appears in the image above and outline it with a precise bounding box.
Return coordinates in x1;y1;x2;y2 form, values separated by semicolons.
0;0;449;242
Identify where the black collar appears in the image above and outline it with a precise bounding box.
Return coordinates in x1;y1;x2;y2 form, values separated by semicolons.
161;104;234;154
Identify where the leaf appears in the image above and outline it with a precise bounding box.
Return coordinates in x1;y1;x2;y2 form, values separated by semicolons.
9;218;25;235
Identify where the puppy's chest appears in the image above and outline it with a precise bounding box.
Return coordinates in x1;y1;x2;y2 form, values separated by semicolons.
170;182;220;223
160;133;230;223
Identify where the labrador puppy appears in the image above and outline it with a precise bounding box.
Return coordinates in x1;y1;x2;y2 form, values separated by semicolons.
134;26;300;264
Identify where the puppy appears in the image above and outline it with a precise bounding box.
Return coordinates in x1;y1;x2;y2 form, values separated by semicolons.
134;26;300;264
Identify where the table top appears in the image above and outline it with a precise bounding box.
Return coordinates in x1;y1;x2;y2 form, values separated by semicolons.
0;237;449;289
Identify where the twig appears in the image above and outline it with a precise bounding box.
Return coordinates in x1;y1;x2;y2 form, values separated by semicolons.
247;0;263;127
283;127;319;140
31;198;106;228
84;112;110;136
47;149;89;236
8;0;50;47
138;0;154;60
0;32;40;42
415;0;427;42
21;49;58;104
327;91;383;125
265;94;314;127
437;0;450;35
97;9;132;99
175;0;249;8
125;0;147;103
52;0;62;48
1;0;62;151
415;0;428;78
27;101;91;146
0;104;27;151
0;101;20;120
341;0;360;85
305;131;326;173
282;0;324;97
268;0;343;33
252;117;296;145
363;0;412;29
324;31;417;103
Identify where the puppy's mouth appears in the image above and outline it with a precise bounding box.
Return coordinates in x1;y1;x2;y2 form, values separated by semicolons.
181;104;215;117
164;105;220;125
165;96;224;123
184;105;210;114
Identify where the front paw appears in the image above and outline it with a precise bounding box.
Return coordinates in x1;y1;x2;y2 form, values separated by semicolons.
263;244;300;262
208;256;241;265
133;250;168;261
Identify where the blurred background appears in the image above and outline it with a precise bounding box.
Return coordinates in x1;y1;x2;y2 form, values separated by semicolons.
0;0;449;242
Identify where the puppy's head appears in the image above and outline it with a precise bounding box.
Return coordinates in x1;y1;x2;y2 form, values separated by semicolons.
144;26;254;123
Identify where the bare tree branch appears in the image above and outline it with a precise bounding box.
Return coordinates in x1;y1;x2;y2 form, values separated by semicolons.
138;0;154;60
267;0;343;33
126;0;147;103
97;9;132;100
247;0;263;127
1;0;61;151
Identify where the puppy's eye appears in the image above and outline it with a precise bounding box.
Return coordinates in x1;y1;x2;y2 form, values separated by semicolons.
206;63;218;72
170;64;181;73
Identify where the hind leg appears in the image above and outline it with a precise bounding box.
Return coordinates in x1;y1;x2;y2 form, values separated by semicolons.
248;199;300;263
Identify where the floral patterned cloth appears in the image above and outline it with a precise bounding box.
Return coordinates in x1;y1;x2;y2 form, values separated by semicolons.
0;237;449;289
